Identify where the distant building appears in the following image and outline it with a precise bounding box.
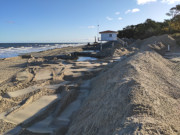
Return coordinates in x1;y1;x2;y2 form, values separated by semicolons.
99;30;118;41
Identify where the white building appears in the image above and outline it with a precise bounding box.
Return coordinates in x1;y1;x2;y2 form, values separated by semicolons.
99;30;118;41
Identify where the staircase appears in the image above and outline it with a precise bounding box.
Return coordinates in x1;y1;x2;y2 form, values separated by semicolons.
117;37;128;47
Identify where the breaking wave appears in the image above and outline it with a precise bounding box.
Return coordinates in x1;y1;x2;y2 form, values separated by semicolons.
0;43;84;58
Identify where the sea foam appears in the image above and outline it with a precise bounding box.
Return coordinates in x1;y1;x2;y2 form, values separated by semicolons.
0;43;84;58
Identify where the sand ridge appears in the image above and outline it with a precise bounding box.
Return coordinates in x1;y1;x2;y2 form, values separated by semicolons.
67;35;180;135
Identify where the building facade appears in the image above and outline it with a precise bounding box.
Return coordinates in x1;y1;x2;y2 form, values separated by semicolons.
99;30;118;41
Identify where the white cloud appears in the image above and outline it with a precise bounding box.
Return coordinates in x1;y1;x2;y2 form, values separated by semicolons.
106;16;113;21
125;8;140;14
115;12;120;15
88;25;95;29
132;8;140;13
137;0;157;5
161;0;180;4
118;17;123;20
125;9;131;14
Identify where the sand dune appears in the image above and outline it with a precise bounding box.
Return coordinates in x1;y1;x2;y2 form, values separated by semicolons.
0;35;180;134
67;35;180;135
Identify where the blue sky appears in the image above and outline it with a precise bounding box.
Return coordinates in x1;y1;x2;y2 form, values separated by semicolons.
0;0;179;43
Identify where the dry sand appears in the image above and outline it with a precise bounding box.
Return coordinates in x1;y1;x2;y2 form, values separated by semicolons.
0;57;28;84
67;35;180;135
0;44;113;134
67;51;180;135
0;34;180;134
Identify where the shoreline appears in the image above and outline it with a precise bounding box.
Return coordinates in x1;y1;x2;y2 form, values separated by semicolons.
0;45;85;59
0;45;86;88
0;43;86;59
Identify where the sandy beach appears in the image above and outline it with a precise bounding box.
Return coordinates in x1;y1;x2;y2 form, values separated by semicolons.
0;35;180;134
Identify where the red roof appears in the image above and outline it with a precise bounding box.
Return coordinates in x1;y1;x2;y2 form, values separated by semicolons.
99;30;117;34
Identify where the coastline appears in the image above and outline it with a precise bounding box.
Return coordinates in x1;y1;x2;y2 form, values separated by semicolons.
0;43;85;59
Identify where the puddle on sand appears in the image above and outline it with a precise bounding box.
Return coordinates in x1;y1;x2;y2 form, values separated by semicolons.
82;50;99;53
77;57;97;61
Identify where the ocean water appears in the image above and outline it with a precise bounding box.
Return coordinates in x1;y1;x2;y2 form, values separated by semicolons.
0;43;84;59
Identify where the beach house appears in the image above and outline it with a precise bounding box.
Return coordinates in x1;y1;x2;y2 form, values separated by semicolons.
99;30;118;41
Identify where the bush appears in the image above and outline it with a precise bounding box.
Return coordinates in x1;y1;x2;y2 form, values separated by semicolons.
171;33;180;46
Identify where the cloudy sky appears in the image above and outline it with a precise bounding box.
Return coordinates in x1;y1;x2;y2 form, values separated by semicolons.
0;0;179;42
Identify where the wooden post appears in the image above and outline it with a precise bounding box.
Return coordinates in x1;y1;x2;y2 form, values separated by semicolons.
112;42;114;48
168;45;170;52
100;41;102;51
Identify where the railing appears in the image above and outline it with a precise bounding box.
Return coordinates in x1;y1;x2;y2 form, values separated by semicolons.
117;37;128;47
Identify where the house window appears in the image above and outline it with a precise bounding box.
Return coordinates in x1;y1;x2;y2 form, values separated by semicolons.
109;34;112;37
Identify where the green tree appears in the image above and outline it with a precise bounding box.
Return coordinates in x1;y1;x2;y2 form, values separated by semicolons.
166;4;180;18
166;4;180;33
117;4;180;39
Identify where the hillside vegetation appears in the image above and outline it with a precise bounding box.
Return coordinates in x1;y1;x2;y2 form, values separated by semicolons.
171;33;180;45
118;4;180;40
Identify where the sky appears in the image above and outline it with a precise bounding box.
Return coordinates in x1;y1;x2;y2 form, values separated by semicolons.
0;0;180;43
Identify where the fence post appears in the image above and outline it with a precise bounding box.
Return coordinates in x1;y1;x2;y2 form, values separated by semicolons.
100;42;102;51
112;42;114;48
168;45;170;52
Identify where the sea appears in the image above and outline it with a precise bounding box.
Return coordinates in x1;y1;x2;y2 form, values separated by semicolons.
0;43;84;59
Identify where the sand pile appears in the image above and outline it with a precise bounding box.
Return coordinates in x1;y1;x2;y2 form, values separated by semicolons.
67;51;180;135
113;47;138;57
112;34;176;57
130;34;178;54
113;48;130;57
